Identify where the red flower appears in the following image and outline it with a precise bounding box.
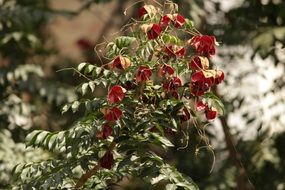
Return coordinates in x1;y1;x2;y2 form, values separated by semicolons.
214;70;225;84
195;101;207;111
136;66;152;82
147;24;161;40
205;107;218;120
138;5;156;19
174;14;185;28
160;14;185;28
108;85;126;104
102;107;123;121
195;101;218;120
160;14;172;27
164;45;185;58
188;35;217;57
100;151;114;169
102;124;112;139
190;71;213;96
158;64;175;77
189;56;209;70
163;76;182;92
111;56;132;70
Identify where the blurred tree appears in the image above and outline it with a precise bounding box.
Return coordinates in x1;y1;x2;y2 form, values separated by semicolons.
171;0;285;189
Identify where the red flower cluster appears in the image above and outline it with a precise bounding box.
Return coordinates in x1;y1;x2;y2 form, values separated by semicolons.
163;76;182;92
138;5;156;19
136;66;152;82
164;45;186;58
102;107;122;122
147;24;161;40
108;85;126;104
189;56;209;70
196;101;218;120
111;56;132;70
158;64;174;77
190;70;224;96
139;9;186;40
160;14;185;28
99;85;126;140
190;71;213;96
188;35;218;57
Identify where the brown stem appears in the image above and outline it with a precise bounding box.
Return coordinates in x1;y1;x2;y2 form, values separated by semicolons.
75;164;101;189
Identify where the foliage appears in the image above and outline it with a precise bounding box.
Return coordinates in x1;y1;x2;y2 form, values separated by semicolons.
12;1;225;189
0;0;79;187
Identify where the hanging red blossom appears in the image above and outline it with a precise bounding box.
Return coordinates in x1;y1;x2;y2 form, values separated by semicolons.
188;35;218;57
102;124;112;139
158;64;175;77
190;56;209;70
136;66;152;82
190;71;213;96
195;101;218;120
102;107;123;121
205;107;218;120
100;151;114;169
147;24;161;40
138;5;156;19
174;14;185;28
163;76;182;92
195;101;207;111
111;56;132;70
164;45;186;58
108;85;126;104
160;14;185;28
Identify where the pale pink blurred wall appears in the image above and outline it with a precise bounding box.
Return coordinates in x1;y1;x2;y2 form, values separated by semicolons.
49;0;118;60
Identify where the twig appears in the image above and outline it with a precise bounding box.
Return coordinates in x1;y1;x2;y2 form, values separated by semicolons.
75;164;101;189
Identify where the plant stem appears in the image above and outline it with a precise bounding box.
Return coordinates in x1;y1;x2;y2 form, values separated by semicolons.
75;164;101;189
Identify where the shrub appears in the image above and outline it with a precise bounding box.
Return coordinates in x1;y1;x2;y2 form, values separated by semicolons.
13;2;224;189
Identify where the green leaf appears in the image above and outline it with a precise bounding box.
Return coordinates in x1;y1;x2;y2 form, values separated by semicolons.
88;81;95;92
61;104;71;114
204;92;225;115
81;83;89;95
71;101;80;112
150;133;174;148
25;130;42;146
78;62;87;71
185;18;194;30
85;64;95;74
166;184;177;190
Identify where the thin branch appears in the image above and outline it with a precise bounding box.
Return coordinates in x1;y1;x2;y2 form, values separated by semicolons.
75;164;101;189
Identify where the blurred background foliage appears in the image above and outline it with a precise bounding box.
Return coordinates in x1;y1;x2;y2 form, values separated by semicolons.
0;0;285;189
